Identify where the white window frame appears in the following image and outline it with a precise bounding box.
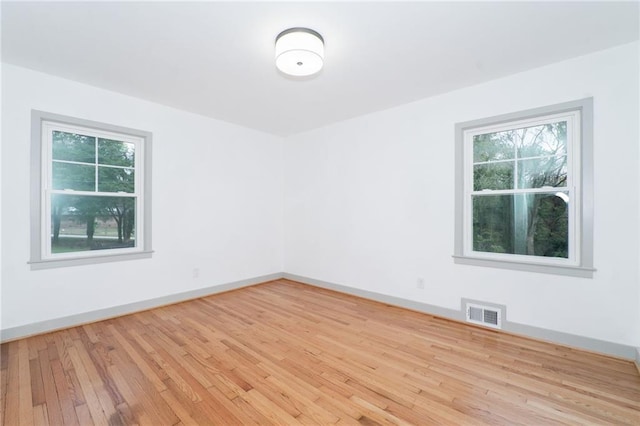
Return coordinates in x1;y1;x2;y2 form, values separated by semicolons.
30;111;153;269
453;99;594;278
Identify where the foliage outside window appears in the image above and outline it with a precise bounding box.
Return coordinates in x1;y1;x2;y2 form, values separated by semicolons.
454;99;594;277
31;111;152;269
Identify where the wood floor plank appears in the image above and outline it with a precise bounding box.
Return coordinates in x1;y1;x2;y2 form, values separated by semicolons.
2;279;639;425
49;358;80;426
1;367;8;426
32;403;49;426
242;387;303;425
38;350;64;426
4;341;21;425
206;382;263;425
18;339;34;426
29;358;45;407
65;345;109;426
73;403;93;425
158;388;198;426
106;324;167;393
229;393;274;425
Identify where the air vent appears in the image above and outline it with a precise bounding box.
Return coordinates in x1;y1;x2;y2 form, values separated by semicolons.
466;302;502;329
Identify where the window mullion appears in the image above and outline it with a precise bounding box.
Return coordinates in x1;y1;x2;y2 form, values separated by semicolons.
43;125;53;258
94;137;99;192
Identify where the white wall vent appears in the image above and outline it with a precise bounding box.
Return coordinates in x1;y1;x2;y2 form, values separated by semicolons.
465;302;502;329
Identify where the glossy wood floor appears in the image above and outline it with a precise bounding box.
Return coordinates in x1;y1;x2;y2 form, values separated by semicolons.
2;279;639;425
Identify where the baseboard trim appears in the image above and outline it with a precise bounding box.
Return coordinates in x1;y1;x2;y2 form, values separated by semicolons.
3;271;637;363
283;273;637;361
0;272;284;343
283;273;464;320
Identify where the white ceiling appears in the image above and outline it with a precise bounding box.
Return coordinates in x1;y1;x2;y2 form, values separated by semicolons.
2;1;638;136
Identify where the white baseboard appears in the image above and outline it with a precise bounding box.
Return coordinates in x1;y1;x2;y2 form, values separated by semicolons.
636;348;640;375
283;273;637;361
0;272;284;343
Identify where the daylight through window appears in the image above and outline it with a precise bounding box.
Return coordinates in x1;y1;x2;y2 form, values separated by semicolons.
454;99;594;277
471;115;573;259
31;111;152;269
49;126;139;254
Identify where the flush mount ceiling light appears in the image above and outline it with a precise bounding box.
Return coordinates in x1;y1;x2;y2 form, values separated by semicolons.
275;27;324;77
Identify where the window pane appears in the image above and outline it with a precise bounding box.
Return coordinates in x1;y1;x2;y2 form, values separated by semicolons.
473;133;514;162
474;162;514;191
51;194;136;254
98;167;135;193
473;193;568;258
518;156;567;189
52;131;95;163
475;122;567;162
517;122;567;159
52;162;95;191
98;138;135;167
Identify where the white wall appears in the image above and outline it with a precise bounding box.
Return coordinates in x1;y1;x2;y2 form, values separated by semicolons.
3;43;639;352
284;42;640;348
0;62;3;333
1;64;284;332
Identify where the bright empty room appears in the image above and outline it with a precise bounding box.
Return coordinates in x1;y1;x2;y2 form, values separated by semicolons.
1;1;639;425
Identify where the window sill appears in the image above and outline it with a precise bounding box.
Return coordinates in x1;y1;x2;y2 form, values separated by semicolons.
29;250;154;270
452;255;595;278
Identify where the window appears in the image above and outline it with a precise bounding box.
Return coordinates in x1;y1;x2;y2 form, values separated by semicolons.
30;111;152;269
454;99;594;277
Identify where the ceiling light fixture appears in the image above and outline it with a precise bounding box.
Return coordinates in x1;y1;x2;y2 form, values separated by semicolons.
275;27;324;77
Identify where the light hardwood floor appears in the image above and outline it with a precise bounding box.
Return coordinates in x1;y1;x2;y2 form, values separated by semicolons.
2;279;639;425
